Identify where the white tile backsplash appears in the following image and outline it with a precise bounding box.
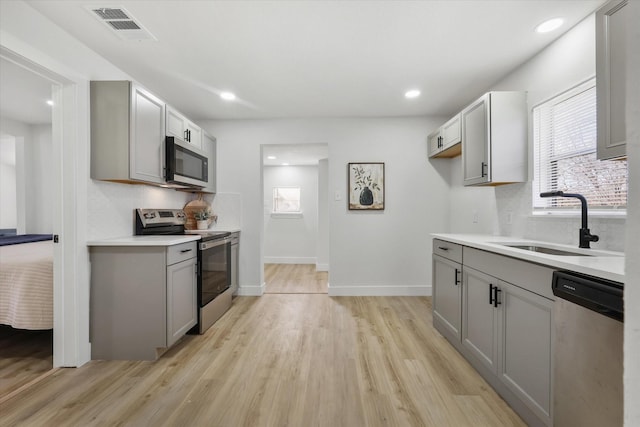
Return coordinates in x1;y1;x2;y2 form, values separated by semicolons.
211;192;242;229
87;180;191;240
494;181;626;252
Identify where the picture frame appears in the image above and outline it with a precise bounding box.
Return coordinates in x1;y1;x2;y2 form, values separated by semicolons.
348;162;385;210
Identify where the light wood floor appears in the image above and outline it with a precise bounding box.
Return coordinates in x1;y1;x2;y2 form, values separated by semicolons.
265;263;328;294
0;326;52;402
1;294;524;426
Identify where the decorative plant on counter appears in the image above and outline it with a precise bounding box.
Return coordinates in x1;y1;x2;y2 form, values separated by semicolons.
194;207;212;221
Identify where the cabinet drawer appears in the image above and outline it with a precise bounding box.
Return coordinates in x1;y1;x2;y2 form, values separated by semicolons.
433;239;463;264
463;246;555;300
230;232;240;245
167;242;197;265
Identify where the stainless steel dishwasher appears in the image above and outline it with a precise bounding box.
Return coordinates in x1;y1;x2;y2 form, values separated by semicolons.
552;270;623;427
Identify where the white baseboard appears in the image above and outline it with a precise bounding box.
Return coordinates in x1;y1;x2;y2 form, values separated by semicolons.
236;282;265;296
264;257;316;264
328;284;431;297
316;263;329;272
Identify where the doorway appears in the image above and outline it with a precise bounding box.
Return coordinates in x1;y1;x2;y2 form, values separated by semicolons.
1;45;86;370
261;144;329;294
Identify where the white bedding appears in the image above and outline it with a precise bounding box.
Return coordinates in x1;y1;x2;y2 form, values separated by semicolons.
0;240;53;330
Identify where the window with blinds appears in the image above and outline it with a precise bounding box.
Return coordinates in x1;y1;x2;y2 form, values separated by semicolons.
532;78;627;214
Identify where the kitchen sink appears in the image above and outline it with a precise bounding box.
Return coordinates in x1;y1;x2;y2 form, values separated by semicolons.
503;244;593;257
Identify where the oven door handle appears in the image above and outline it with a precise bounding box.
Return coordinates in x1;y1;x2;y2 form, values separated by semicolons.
200;238;230;250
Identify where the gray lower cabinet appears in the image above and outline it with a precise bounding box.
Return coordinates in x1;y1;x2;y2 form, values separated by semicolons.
90;241;197;360
166;249;198;347
462;266;499;374
433;240;555;427
432;239;463;341
230;232;240;296
463;266;553;425
498;279;554;424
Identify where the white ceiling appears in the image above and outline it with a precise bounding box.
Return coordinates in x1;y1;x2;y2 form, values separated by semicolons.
263;144;328;166
0;57;53;125
25;1;605;121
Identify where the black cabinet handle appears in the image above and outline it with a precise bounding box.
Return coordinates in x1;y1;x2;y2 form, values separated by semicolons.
494;288;502;308
438;246;449;251
489;284;494;305
481;162;487;177
454;268;461;285
180;249;192;253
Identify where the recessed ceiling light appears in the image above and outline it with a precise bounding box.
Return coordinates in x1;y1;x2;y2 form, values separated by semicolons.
267;155;277;160
282;163;289;166
535;18;564;33
46;100;54;106
405;89;421;99
220;91;236;101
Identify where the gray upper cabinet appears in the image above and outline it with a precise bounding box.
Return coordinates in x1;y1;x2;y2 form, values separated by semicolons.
201;132;217;194
596;0;628;160
461;92;527;186
427;113;462;158
91;81;166;185
166;105;202;149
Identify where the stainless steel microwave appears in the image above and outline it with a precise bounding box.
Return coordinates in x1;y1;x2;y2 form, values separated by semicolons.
165;136;208;188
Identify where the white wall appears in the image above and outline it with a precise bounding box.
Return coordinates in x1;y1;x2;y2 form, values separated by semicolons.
624;1;640;424
0;119;54;234
0;135;17;230
317;158;329;271
263;165;318;264
0;0;190;366
201;117;448;296
447;14;626;251
24;124;52;234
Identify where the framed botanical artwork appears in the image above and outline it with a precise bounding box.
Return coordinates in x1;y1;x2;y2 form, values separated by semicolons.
348;162;384;210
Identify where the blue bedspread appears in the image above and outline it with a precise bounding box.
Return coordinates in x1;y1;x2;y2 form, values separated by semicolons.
0;234;53;247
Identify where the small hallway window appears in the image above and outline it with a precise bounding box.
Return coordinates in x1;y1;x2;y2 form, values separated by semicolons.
273;187;301;213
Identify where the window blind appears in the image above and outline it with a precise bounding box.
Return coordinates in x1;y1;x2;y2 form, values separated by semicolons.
532;78;627;212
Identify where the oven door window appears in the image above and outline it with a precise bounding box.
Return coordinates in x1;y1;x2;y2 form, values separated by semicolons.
200;242;231;306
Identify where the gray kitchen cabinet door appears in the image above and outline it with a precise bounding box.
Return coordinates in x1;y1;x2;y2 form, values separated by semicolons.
427;129;442;158
166;257;198;347
130;84;165;184
462;94;490;185
202;132;217;194
432;254;462;341
462;266;499;375
498;280;554;423
441;113;461;150
166;105;202;149
596;0;628;160
231;235;239;296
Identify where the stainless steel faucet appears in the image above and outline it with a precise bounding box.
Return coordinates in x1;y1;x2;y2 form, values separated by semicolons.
539;191;599;248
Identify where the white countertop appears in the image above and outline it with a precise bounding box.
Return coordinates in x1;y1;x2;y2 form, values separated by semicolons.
185;226;241;234
432;234;625;284
87;235;201;247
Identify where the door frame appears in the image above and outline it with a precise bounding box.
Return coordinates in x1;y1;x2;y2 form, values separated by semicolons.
1;45;89;367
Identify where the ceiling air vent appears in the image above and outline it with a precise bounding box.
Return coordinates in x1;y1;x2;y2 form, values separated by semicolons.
88;6;156;41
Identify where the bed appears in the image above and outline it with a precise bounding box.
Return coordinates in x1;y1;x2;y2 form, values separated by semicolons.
0;235;53;330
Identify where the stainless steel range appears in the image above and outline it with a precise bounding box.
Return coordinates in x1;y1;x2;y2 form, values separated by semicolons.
136;208;232;334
